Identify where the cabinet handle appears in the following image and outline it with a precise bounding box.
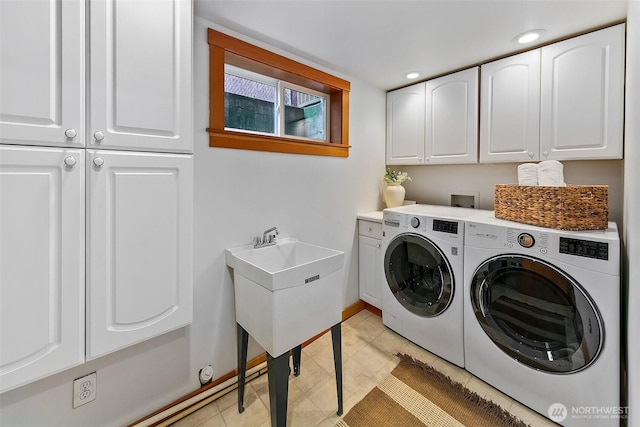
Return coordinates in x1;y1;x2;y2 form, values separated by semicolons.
94;131;105;142
93;157;104;168
64;156;77;167
65;128;77;139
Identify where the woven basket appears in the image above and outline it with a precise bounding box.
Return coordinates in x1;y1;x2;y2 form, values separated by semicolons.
494;184;608;230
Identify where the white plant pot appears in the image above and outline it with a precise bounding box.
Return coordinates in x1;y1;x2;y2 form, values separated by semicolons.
383;183;406;208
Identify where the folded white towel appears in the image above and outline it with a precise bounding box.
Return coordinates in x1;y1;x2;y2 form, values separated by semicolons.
518;163;539;186
537;160;566;186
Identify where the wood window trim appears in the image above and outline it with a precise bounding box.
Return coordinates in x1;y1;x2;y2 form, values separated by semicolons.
207;28;351;157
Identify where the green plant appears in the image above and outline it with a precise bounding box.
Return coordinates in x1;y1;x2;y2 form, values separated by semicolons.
384;168;412;184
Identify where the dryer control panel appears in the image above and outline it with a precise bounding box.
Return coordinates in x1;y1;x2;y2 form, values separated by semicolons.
517;233;535;248
559;237;609;260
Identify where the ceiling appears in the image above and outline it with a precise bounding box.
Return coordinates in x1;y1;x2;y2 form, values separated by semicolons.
194;0;628;91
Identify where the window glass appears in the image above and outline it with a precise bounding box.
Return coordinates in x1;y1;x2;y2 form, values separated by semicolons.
224;71;276;134
283;87;326;141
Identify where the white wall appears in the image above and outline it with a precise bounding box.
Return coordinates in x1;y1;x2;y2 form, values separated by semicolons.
190;15;386;384
0;17;387;427
399;160;624;226
625;1;640;425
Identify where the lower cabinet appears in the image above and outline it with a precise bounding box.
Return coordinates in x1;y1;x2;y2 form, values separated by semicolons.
358;220;383;309
0;146;85;393
86;150;193;359
0;146;193;392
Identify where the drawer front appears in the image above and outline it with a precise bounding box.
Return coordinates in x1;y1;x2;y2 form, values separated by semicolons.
358;220;382;239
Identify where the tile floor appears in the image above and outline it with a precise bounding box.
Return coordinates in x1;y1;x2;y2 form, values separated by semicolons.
171;310;558;427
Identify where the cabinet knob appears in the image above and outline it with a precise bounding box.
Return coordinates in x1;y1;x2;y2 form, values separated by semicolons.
65;128;77;139
94;131;105;142
64;156;77;167
543;150;549;157
93;157;104;168
377;243;381;248
368;227;373;232
528;151;534;158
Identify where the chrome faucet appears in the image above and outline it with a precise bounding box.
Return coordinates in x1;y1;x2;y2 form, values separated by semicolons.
254;227;279;248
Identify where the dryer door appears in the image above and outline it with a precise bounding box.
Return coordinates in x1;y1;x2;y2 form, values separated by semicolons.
470;255;603;374
384;233;453;317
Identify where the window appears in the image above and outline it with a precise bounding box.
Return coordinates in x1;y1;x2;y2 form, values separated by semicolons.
208;29;351;157
224;65;329;142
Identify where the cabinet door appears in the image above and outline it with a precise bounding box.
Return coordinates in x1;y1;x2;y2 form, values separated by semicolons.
88;0;192;153
386;83;425;165
540;24;625;160
480;50;541;163
358;236;382;309
86;150;193;359
0;0;84;148
425;67;479;164
0;146;84;393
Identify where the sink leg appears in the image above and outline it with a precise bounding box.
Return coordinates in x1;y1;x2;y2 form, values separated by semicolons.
331;323;343;416
292;345;302;376
267;351;290;427
237;323;249;413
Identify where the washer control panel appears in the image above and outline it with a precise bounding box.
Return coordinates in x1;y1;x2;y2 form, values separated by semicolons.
433;219;459;235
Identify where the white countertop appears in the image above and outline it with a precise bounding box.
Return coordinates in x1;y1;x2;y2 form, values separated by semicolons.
356;211;383;223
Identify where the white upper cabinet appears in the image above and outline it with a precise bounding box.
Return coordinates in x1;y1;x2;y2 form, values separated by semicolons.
0;0;192;154
85;150;193;359
88;0;192;153
480;50;541;163
386;83;426;165
0;1;85;148
425;67;479;164
540;24;625;160
0;146;85;393
386;67;478;165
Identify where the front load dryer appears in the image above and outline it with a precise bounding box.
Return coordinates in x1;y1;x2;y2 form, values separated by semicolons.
463;211;621;426
382;204;484;367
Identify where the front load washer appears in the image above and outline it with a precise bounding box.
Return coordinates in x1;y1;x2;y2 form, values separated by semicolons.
382;204;484;367
463;211;620;426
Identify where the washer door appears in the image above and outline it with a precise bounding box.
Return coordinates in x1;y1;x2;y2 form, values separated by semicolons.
470;255;603;374
384;233;453;317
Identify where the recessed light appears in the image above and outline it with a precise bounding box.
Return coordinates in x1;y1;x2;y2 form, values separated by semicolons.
513;29;547;44
405;72;420;80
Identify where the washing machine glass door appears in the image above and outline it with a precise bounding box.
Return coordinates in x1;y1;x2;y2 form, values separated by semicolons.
384;233;453;317
470;255;603;374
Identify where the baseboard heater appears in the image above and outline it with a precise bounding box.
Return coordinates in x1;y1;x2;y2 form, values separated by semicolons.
131;362;268;427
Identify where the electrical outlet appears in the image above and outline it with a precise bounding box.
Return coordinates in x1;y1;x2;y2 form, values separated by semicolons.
73;372;97;408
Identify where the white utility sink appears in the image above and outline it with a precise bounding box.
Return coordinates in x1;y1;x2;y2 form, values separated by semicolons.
226;237;344;356
225;237;344;291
